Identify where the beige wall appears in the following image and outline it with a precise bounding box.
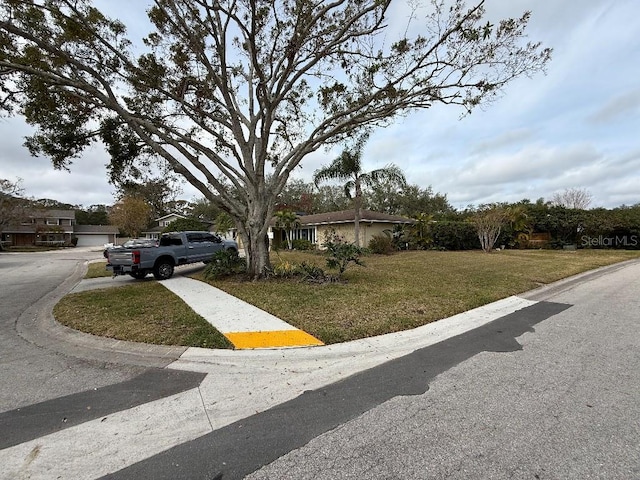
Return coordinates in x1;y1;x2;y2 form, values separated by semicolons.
232;222;402;251
316;222;393;247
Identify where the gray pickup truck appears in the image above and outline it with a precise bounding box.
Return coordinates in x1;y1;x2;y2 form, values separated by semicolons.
106;231;239;280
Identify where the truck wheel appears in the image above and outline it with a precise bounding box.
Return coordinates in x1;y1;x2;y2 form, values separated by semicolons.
153;261;174;280
129;271;148;280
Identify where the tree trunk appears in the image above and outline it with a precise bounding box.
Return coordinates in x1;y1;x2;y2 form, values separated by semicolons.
243;227;270;278
354;179;362;247
240;206;272;279
478;225;501;253
354;207;361;247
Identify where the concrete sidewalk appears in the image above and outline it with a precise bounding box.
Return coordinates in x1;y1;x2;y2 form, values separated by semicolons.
161;276;323;349
73;265;324;349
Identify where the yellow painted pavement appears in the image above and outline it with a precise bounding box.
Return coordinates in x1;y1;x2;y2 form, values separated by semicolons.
225;330;324;349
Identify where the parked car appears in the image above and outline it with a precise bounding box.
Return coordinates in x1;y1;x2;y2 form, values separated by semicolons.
106;231;238;280
103;238;158;258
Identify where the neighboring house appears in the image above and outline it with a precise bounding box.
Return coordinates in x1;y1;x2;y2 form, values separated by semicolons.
142;213;221;240
1;209;75;247
142;213;187;240
270;209;415;249
0;209;118;247
73;224;119;247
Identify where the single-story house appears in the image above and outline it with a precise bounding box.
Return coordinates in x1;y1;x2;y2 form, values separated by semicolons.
270;209;415;249
160;209;412;251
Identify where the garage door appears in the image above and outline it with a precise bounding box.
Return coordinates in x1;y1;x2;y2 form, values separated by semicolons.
76;234;110;247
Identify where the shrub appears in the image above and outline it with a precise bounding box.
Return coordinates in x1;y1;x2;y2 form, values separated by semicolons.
323;239;365;276
271;259;299;278
266;260;330;283
431;221;480;250
368;233;394;255
296;262;328;282
292;238;315;250
203;250;246;279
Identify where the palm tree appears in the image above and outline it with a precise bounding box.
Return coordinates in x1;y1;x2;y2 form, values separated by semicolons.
273;210;300;250
313;135;406;247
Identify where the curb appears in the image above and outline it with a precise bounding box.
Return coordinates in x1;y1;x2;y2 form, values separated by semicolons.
16;259;186;368
19;256;640;368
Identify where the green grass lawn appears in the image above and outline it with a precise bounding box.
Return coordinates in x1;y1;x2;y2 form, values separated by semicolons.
196;249;640;344
85;261;112;278
54;283;233;349
59;249;640;347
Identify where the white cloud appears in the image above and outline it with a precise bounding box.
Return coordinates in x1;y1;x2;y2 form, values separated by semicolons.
588;88;640;125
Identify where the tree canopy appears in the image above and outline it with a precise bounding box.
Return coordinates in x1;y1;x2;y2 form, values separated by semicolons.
74;204;109;225
162;217;208;233
108;195;151;238
116;176;183;220
551;188;593;210
0;0;551;276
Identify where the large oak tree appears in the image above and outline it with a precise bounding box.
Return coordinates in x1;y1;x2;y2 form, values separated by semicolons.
0;0;551;277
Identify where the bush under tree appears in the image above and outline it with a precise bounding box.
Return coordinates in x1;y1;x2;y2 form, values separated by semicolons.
368;233;395;255
202;250;246;280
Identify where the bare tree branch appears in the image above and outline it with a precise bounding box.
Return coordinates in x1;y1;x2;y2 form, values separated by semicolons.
0;0;551;276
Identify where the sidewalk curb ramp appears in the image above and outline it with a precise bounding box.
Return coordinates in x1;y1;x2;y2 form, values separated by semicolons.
162;276;324;349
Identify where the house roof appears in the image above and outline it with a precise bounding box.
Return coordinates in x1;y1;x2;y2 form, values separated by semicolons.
30;209;76;219
1;225;36;234
298;209;414;226
155;213;187;222
73;225;119;234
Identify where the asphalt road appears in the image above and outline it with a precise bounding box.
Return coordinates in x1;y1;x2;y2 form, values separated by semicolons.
0;250;200;450
0;249;146;412
1;250;639;479
244;261;640;480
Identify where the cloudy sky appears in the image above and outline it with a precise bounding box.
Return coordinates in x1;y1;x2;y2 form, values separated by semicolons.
1;0;638;209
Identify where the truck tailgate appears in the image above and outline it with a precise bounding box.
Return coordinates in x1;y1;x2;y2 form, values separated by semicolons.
108;251;134;264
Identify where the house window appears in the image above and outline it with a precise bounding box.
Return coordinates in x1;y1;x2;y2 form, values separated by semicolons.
46;219;58;225
289;227;316;244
